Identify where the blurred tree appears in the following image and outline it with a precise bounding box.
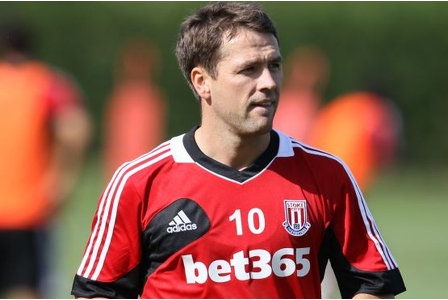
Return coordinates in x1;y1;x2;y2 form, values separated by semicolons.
1;1;447;164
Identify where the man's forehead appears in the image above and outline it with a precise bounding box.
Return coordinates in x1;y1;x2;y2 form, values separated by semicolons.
219;29;280;61
224;28;278;46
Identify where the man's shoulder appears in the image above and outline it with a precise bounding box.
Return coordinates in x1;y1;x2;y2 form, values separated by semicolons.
276;130;349;174
124;134;193;177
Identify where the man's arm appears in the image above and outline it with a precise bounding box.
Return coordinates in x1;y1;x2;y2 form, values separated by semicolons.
51;104;93;201
42;71;93;217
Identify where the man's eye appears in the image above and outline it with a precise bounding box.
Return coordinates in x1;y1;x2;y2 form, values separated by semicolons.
241;66;256;73
269;62;282;71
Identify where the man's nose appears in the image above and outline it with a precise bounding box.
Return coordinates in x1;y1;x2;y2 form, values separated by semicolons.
259;67;279;91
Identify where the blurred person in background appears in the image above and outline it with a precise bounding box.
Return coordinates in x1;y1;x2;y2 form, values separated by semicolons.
307;89;403;193
102;37;168;180
273;44;330;141
0;20;92;298
308;84;404;298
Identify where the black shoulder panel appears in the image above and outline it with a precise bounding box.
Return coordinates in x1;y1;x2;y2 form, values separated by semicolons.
323;228;406;298
141;198;211;279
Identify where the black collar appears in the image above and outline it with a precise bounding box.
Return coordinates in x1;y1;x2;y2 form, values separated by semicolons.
183;127;279;183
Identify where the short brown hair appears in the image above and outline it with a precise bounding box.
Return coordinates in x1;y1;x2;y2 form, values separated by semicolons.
175;2;279;101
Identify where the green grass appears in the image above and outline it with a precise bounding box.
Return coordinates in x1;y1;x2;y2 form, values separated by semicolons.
366;165;448;298
50;158;448;298
51;156;104;298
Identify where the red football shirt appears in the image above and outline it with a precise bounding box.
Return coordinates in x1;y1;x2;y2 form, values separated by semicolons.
72;128;405;298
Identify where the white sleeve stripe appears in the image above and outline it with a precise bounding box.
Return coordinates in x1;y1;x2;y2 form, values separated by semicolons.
78;143;170;277
78;142;170;277
77;142;171;278
351;178;397;269
77;159;130;277
88;147;171;279
296;143;398;270
92;151;171;280
340;154;398;269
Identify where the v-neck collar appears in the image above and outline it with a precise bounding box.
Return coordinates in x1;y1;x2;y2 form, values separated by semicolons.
182;127;279;183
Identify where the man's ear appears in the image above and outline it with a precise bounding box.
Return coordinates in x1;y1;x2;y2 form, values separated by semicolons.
191;66;211;100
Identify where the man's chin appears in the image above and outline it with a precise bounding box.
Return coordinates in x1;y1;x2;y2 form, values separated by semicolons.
240;123;273;137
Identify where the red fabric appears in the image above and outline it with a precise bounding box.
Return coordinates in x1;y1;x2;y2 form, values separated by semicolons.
76;132;398;298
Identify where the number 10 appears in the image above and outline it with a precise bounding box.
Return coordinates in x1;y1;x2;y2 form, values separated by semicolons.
229;208;265;235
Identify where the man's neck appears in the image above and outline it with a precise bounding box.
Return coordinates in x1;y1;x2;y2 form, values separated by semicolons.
194;126;271;171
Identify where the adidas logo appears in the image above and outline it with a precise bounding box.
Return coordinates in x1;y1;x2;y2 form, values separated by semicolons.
166;210;198;233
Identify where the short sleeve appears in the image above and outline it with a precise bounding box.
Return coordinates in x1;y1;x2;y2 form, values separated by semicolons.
72;172;144;298
328;163;406;297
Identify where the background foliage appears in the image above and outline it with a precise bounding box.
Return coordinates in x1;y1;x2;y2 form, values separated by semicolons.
1;1;448;164
1;2;447;298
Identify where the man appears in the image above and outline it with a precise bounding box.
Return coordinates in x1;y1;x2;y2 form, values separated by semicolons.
71;2;405;298
274;45;330;142
0;20;92;298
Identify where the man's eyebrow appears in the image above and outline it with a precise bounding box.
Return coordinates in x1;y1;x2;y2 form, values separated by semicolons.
239;55;282;68
271;55;282;63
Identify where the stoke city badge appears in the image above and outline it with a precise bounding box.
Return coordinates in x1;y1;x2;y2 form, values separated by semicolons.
282;200;311;236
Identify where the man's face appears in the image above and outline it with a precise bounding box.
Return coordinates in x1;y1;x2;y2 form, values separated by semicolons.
206;28;283;136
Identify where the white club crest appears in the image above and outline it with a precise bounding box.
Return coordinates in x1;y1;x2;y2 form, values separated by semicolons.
282;200;311;236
